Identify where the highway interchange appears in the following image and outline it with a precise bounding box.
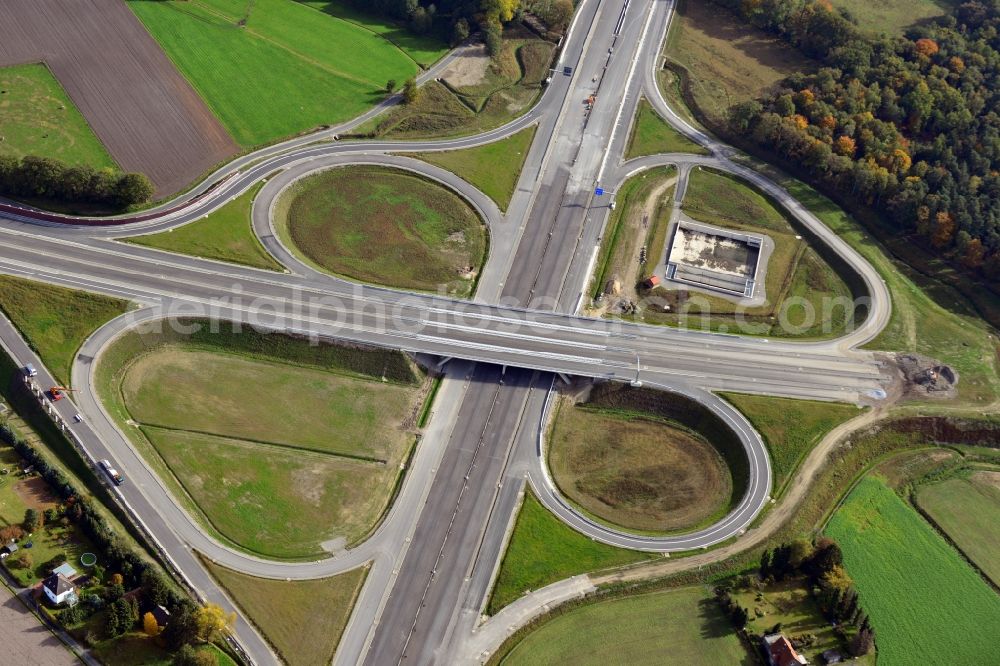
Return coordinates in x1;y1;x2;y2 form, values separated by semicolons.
0;0;894;664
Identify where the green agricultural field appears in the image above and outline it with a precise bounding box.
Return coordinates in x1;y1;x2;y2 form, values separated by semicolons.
127;0;439;147
96;322;427;559
500;586;752;665
625;99;708;159
548;398;732;533
125;182;283;270
0;275;130;386
488;493;656;615
830;0;958;35
203;557;366;666
365;32;554;139
825;476;1000;666
0;63;116;169
640;168;854;339
721;393;862;496
276;165;487;297
411;126;536;212
297;1;447;67
916;472;1000;586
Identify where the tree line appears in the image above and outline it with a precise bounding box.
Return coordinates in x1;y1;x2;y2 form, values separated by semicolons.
716;537;875;658
714;0;1000;284
0;154;153;209
351;0;572;53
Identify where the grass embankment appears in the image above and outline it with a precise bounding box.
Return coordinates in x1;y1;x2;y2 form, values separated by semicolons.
411;125;536;212
364;29;553;138
91;637;235;666
548;397;733;534
643;168;854;338
202;557;366;666
487;493;657;615
499;585;752;665
275;165;487;297
0;275;130;386
829;0;956;34
96;321;426;559
0;63;117;169
826;476;1000;665
721;393;862;496
625;99;708;159
770;176;1000;407
124;182;283;271
660;0;806;131
127;0;444;147
916;471;1000;586
590;167;676;299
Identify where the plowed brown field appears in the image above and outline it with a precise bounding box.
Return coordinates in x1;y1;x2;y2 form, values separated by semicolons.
0;0;237;196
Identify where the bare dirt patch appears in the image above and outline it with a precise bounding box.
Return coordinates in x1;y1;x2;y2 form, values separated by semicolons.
971;471;1000;492
441;43;491;88
13;476;59;511
0;0;238;196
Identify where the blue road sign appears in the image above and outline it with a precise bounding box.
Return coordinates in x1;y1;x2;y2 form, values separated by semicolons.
595;187;604;196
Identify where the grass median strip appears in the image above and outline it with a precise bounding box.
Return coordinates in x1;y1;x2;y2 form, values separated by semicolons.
124;182;283;270
411;125;536;212
0;275;130;386
625;99;708;159
201;556;367;666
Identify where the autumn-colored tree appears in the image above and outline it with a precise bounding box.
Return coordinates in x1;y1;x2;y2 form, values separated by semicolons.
931;211;956;248
796;89;815;107
819;114;837;130
791;114;809;130
482;0;519;22
890;148;912;174
143;611;161;637
0;525;24;543
915;38;939;57
835;135;856;157
194;603;236;642
963;238;985;268
949;56;966;73
109;572;124;587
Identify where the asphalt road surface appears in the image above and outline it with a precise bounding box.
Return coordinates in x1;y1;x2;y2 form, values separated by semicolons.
0;0;895;663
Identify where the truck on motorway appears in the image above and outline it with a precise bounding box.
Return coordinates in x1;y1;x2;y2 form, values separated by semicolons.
99;459;124;486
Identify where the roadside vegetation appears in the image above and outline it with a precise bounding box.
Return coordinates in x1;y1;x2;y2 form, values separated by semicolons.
624;99;708;159
590;166;676;301
410;125;535;211
0;275;130;386
488;492;656;615
360;28;554;139
548;394;734;534
660;0;806;131
641;168;853;338
202;557;367;666
96;320;428;560
915;471;1000;587
720;393;862;496
499;586;752;665
124;182;283;271
275;165;487;297
127;0;440;147
826;476;1000;665
0;63;116;169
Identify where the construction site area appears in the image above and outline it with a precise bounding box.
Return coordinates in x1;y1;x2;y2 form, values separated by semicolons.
662;216;770;300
